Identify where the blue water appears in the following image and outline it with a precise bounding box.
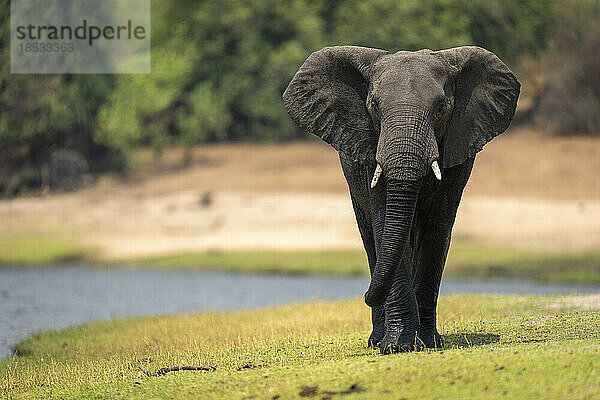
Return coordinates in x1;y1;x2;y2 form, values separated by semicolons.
0;265;598;359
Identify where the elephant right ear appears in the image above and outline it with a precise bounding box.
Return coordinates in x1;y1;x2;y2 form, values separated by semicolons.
435;46;520;169
283;46;387;163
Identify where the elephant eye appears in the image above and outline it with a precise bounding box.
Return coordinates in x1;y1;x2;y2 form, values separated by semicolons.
370;98;379;114
435;100;446;119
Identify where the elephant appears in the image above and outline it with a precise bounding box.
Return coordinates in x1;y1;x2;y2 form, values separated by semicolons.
282;46;520;354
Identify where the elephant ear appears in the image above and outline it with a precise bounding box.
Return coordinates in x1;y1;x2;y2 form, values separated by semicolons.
435;46;520;168
283;46;387;163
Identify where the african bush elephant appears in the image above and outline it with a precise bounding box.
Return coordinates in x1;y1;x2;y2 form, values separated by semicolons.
282;46;520;354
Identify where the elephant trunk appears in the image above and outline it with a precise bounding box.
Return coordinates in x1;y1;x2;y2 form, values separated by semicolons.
364;178;420;307
364;108;437;307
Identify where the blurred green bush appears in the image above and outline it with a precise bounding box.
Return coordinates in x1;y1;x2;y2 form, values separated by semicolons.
0;0;598;195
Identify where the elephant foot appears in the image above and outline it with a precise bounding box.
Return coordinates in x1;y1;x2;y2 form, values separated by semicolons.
367;326;385;348
378;329;424;354
419;329;444;350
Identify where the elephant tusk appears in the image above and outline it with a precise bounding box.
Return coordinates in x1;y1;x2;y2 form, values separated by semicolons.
432;160;442;181
371;164;383;189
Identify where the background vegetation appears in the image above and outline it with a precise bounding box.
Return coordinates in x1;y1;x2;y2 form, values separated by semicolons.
1;0;599;196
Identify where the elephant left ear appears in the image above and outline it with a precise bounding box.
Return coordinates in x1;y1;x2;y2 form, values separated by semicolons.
434;46;520;168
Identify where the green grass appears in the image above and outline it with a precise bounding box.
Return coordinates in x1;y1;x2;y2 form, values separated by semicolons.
1;226;598;284
0;232;95;265
446;244;600;283
133;244;600;284
1;294;598;399
131;249;370;275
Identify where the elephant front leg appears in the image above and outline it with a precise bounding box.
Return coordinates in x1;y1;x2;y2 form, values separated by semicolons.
347;191;386;348
379;252;422;354
341;157;389;348
412;228;451;350
412;158;474;349
368;305;385;348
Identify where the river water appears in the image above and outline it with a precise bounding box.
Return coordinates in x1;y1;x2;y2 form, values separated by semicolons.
1;265;598;359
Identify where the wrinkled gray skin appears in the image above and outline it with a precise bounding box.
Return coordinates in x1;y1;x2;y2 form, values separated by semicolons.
283;46;520;354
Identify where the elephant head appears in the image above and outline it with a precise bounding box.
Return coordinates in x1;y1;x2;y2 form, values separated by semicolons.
283;46;520;307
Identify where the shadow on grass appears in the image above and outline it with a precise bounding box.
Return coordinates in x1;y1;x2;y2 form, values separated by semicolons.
443;332;500;348
53;250;92;264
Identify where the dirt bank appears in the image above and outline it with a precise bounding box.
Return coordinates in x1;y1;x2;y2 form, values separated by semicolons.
1;128;598;259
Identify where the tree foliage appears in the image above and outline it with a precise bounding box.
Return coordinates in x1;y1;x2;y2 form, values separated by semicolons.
0;0;597;194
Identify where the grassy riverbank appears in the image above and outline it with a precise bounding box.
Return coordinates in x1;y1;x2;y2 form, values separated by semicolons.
1;233;599;284
1;294;598;399
134;245;600;284
0;232;94;265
